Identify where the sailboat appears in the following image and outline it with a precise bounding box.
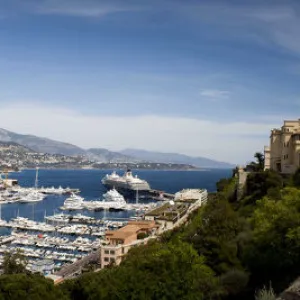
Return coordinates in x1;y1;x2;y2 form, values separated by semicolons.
19;167;46;203
136;188;139;205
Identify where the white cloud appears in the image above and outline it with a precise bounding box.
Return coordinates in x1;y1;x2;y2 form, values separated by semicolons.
0;102;275;164
200;89;230;100
177;2;300;56
19;0;143;17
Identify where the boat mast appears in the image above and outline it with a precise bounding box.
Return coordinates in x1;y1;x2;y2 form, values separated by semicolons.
35;167;39;189
103;208;106;221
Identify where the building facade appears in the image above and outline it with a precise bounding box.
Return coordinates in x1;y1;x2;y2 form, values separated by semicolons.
174;189;208;205
264;119;300;174
100;220;158;268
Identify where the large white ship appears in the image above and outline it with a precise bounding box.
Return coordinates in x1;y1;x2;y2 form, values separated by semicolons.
101;169;150;194
61;193;84;210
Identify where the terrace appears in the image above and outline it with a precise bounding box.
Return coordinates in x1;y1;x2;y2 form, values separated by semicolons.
145;203;189;222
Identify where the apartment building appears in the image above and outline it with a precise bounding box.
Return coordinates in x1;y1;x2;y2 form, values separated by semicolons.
264;119;300;174
100;220;158;268
174;189;208;205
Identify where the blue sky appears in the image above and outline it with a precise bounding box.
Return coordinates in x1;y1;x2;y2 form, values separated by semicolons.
0;0;300;163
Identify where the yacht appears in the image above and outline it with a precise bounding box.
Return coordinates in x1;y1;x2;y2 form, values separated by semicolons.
98;188;127;210
103;188;125;202
53;186;65;195
45;213;69;225
61;193;84;210
19;190;45;203
19;167;45;203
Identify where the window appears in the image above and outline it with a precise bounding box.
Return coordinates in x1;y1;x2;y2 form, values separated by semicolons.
104;250;109;254
110;250;115;255
122;248;125;254
104;257;109;262
110;258;115;262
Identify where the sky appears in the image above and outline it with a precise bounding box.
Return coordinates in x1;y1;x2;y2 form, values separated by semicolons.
0;0;300;164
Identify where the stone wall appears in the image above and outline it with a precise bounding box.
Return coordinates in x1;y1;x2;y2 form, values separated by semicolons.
236;166;248;201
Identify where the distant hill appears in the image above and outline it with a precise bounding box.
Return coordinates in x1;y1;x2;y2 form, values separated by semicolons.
0;129;234;168
0;128;85;156
120;149;235;168
87;148;139;163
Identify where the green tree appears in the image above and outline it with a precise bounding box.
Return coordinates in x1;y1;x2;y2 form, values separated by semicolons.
0;274;67;300
244;187;300;291
183;197;244;274
241;170;282;208
292;167;300;187
247;152;265;172
2;250;28;275
254;152;265;171
61;241;222;300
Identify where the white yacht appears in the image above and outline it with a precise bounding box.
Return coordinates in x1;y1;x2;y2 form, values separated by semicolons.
61;193;84;210
19;190;45;203
103;188;125;202
19;168;45;203
99;188;126;210
53;186;65;195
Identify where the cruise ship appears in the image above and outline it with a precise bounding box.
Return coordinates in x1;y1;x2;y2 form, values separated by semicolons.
101;169;150;194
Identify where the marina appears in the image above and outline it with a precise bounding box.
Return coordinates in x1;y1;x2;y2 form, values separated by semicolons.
0;168;231;275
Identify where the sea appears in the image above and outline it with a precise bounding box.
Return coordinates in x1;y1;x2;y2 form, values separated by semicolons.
0;169;232;223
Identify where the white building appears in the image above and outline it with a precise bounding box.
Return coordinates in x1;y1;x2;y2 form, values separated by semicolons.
174;189;208;205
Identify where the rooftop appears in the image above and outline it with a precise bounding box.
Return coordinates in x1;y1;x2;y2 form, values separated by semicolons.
145;203;188;221
105;220;156;240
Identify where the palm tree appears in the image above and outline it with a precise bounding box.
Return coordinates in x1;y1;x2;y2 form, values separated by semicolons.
247;152;265;172
254;152;265;171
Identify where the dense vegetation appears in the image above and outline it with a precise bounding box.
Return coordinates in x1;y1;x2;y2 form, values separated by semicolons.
1;152;300;299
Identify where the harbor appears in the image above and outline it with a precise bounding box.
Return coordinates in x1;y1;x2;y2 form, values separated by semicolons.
0;169;170;274
0;168;229;276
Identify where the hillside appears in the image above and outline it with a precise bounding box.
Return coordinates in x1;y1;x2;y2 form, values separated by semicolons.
86;148;138;163
120;148;234;168
0;129;234;167
0;128;85;156
1;162;298;299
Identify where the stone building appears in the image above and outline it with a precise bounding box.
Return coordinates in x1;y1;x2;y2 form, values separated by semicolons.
264;119;300;174
100;220;158;268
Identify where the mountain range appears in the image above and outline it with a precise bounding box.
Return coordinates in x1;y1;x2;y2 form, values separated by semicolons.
120;149;234;168
0;128;234;168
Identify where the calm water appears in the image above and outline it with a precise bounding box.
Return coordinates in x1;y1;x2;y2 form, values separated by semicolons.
1;169;231;222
